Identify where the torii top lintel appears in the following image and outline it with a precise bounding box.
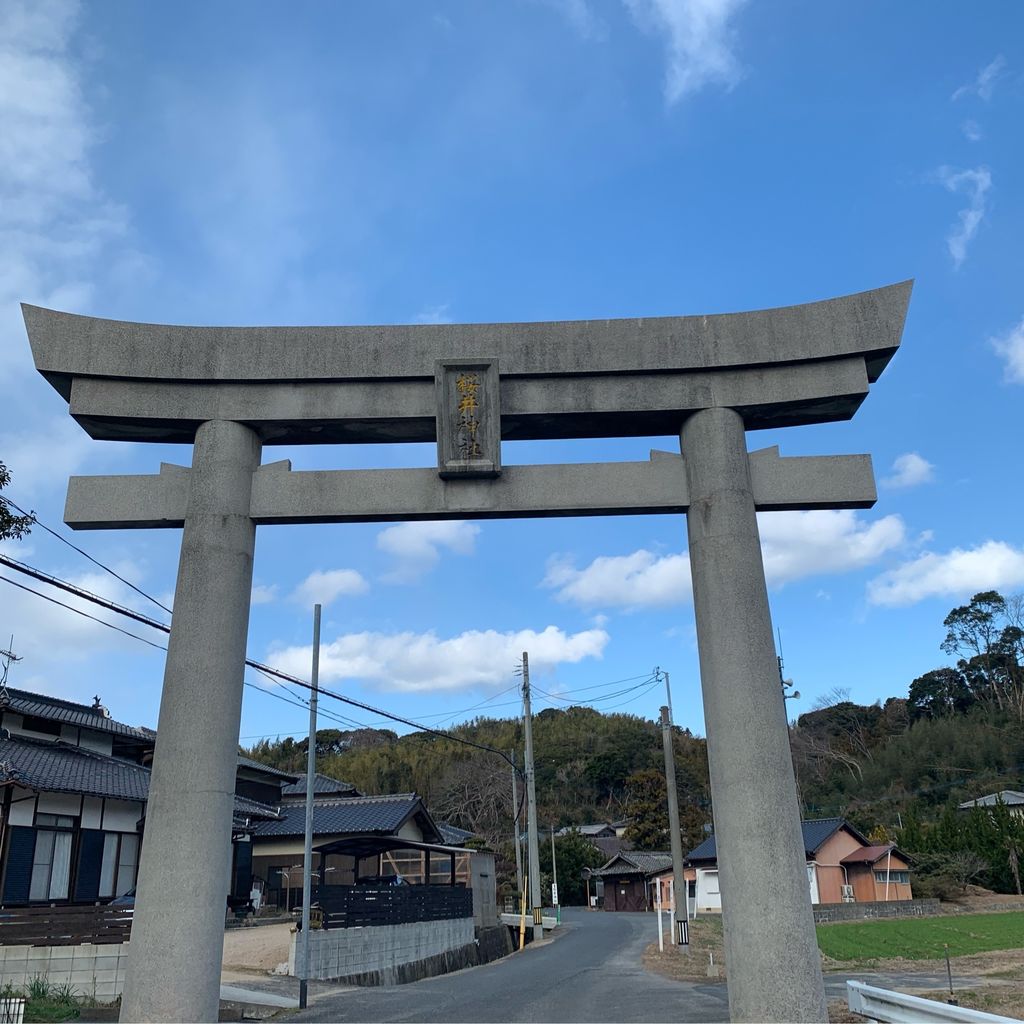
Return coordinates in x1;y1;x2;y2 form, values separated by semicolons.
22;281;911;446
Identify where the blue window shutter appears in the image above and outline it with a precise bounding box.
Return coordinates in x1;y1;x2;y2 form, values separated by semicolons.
2;827;37;904
74;830;105;901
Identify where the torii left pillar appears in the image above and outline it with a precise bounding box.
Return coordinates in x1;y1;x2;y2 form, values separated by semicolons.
120;421;261;1023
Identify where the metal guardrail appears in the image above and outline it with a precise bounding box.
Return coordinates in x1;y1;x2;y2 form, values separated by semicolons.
847;980;1021;1023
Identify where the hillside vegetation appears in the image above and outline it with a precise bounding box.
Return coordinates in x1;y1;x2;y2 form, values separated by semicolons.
243;591;1024;899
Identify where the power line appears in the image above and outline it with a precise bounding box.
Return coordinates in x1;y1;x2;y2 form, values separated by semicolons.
0;575;169;652
0;559;519;771
0;495;172;615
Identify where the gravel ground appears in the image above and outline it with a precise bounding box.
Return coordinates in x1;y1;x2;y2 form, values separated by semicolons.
221;921;293;980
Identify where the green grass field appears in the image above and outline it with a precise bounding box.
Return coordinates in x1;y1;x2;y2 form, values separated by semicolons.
816;911;1024;962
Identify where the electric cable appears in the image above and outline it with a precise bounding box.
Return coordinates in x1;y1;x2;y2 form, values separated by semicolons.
0;495;172;615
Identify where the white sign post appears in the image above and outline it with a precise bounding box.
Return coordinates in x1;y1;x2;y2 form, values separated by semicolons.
551;882;559;906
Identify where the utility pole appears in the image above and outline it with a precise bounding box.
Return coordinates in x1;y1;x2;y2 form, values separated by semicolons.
550;825;560;924
511;749;524;904
660;704;689;949
299;604;321;1010
656;665;674;726
520;652;544;941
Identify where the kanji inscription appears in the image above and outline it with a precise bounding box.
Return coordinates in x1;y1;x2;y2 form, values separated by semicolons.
435;358;501;478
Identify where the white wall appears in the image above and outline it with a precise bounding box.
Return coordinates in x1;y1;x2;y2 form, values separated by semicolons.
0;943;128;1003
695;869;721;912
7;789;36;826
36;793;82;817
101;800;143;832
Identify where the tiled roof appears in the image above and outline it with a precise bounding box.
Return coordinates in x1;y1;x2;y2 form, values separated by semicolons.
280;772;358;797
437;822;475;846
591;850;673;877
0;687;150;741
840;844;897;865
558;823;616;837
0;736;277;822
958;790;1024;809
0;736;150;802
232;794;282;823
686;818;866;863
250;793;424;839
237;756;300;782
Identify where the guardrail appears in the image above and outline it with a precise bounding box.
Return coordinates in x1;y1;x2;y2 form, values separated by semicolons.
847;980;1020;1023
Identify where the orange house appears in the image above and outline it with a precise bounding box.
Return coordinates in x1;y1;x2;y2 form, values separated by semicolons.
683;818;912;912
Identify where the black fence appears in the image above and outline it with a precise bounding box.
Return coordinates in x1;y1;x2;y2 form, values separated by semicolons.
315;884;473;929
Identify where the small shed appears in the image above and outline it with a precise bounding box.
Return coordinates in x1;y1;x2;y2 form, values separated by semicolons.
587;851;672;911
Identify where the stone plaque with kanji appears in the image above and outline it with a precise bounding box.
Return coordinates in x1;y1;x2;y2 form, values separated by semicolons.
435;358;501;478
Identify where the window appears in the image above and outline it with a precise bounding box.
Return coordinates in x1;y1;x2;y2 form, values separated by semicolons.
99;833;140;898
30;829;74;900
874;870;909;885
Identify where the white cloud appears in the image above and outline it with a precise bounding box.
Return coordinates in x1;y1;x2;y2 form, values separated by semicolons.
0;0;135;380
881;452;935;489
289;568;368;608
991;316;1024;384
867;541;1024;607
376;521;480;584
412;304;453;325
952;55;1006;102
545;549;692;608
266;624;609;692
759;511;906;587
625;0;748;104
0;417;96;497
545;511;905;610
0;560;168;672
250;583;278;605
961;119;982;142
935;166;991;269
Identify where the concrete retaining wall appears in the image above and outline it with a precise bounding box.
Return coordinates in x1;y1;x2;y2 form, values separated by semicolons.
813;899;940;923
290;917;474;984
0;942;128;1001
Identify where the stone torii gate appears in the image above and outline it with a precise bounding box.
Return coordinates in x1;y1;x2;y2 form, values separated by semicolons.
23;281;911;1023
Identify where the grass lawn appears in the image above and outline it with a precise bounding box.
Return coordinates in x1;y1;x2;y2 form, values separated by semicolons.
817;911;1024;962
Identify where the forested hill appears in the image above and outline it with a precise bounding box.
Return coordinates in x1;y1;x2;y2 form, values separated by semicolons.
243;591;1024;895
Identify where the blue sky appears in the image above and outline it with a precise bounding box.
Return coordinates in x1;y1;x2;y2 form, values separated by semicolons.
1;0;1022;748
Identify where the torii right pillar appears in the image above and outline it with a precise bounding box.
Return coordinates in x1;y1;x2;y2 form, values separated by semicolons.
683;406;829;1023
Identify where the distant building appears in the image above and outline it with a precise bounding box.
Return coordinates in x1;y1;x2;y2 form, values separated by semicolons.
684;818;912;913
958;791;1024;818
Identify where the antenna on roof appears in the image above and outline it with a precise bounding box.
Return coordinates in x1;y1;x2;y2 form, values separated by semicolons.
0;636;20;704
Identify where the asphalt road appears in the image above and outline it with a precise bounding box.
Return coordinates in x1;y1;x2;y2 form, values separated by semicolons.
293;908;986;1023
297;909;727;1023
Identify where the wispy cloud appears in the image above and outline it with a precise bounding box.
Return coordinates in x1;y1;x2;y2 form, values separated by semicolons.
539;0;607;40
0;0;135;379
289;568;369;608
952;55;1006;102
624;0;748;104
868;540;1024;607
881;452;935;489
961;120;983;143
991;316;1024;384
544;511;905;610
935;166;991;269
412;304;454;325
250;583;278;605
266;624;608;692
377;521;479;584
